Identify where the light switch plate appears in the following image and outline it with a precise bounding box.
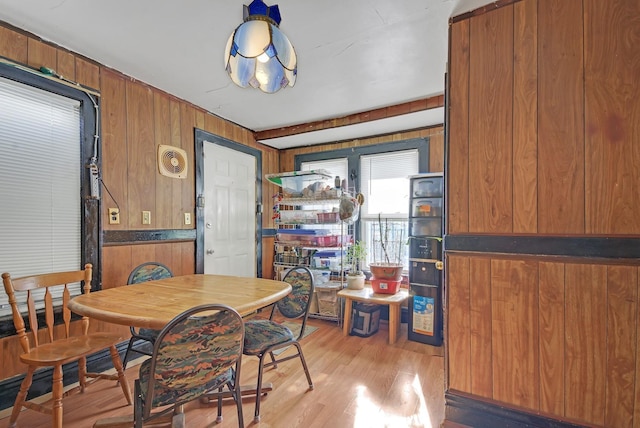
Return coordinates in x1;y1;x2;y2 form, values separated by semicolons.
142;211;151;225
184;212;192;225
109;208;120;225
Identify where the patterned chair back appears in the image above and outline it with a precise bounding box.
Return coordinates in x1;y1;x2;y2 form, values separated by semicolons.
127;262;173;284
138;304;244;411
277;266;314;319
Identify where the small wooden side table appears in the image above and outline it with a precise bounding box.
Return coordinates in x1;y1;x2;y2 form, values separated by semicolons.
338;287;409;344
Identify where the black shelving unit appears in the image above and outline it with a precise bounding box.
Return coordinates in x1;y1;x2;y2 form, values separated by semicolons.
407;173;444;346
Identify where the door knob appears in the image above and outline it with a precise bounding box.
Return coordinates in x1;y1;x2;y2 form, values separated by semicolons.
206;249;215;255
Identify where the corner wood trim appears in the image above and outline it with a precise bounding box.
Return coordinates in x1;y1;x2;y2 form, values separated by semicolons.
445;392;588;428
450;0;522;24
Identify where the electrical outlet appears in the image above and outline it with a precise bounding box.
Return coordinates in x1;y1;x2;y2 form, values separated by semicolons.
108;208;120;225
184;212;192;225
142;211;151;225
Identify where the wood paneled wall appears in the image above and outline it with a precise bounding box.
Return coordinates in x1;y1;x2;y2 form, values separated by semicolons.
0;22;279;382
449;0;640;236
447;0;640;427
448;255;640;427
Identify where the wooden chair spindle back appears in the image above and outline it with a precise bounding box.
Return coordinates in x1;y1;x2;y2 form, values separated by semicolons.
2;263;92;352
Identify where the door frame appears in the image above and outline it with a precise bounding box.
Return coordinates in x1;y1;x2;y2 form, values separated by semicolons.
194;128;262;276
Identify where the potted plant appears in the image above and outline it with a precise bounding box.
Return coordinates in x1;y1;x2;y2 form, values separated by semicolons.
345;240;367;289
369;214;404;282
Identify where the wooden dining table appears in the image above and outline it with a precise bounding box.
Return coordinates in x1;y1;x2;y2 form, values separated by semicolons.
68;273;292;329
70;274;292;428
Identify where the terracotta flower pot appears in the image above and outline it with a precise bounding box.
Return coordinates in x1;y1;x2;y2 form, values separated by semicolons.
369;263;403;281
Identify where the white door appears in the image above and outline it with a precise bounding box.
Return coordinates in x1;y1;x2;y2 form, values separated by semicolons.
203;142;256;276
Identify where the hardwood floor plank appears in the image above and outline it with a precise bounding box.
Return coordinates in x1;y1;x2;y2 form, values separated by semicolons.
0;317;445;428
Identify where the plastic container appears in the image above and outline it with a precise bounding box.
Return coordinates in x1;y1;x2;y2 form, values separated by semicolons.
411;198;442;217
278;210;317;224
276;233;346;247
317;212;339;223
315;282;342;316
412;176;443;198
410;218;442;237
266;170;332;198
370;278;401;294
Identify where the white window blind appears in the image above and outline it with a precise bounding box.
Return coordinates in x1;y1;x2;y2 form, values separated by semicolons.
360;150;418;218
0;76;82;316
360;150;418;269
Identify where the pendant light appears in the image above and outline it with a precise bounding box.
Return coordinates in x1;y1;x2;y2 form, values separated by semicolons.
224;0;297;93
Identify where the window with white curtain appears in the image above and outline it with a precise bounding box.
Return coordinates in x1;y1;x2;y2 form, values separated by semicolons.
0;76;82;316
360;150;418;270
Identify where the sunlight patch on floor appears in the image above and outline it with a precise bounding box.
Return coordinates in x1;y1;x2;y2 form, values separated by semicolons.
411;373;433;428
351;376;432;428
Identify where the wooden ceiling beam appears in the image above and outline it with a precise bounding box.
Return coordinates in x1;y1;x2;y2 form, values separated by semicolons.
254;94;444;141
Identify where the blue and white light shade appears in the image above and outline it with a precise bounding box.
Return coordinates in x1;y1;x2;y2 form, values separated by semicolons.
224;0;297;94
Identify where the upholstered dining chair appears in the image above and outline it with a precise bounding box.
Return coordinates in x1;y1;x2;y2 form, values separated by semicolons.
242;265;315;422
133;304;245;428
1;263;132;428
122;261;174;369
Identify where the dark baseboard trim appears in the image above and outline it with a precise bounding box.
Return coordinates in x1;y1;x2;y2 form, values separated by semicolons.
444;234;640;262
0;341;131;411
103;229;196;246
445;392;587;428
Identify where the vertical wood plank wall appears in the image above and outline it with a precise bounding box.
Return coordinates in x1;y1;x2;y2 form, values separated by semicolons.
0;22;279;382
447;1;640;427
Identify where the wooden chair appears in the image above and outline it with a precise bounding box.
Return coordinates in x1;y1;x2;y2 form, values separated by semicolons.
242;266;315;422
133;304;245;428
1;263;132;428
122;262;173;370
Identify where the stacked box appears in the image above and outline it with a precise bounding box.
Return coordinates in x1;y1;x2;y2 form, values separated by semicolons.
350;302;381;337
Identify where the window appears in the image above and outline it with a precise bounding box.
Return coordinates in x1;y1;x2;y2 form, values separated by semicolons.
360;150;418;270
0;64;99;321
295;139;429;274
300;158;348;191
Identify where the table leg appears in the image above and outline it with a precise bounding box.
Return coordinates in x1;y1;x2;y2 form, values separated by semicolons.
342;297;352;336
388;303;399;344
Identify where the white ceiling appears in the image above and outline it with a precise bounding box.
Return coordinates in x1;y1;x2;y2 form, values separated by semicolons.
0;0;490;149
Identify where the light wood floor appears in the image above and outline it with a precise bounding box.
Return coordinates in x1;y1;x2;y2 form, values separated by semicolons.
0;316;445;428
